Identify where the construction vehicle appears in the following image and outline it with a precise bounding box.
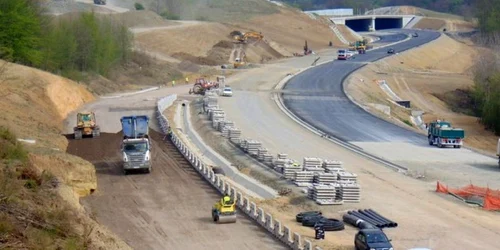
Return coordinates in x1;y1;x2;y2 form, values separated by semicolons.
232;31;263;44
189;78;220;95
120;116;152;175
233;57;246;68
74;112;100;140
93;0;106;5
497;138;500;167
304;40;312;55
427;120;465;148
211;195;237;224
349;39;373;54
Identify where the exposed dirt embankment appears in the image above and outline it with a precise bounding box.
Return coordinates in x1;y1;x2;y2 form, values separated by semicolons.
346;35;498;154
0;60;130;248
135;8;351;67
414;17;476;32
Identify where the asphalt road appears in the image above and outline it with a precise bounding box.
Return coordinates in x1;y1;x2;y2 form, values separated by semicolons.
283;29;440;143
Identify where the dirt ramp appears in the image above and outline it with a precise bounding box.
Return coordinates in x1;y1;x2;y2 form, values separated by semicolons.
66;133;123;162
74;130;287;249
413;18;447;30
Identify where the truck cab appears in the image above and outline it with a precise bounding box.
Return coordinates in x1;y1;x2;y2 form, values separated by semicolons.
120;116;152;174
427;120;465;148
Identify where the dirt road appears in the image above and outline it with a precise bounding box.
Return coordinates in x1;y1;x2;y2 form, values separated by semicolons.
67;131;287;250
64;84;287;249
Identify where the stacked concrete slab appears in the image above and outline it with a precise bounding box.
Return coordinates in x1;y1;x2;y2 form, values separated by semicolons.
257;148;268;161
228;128;241;143
294;171;315;186
307;184;344;205
240;139;262;156
303;157;322;168
199;94;361;206
323;160;344;173
338;172;358;183
157;97;323;250
272;153;289;172
313;173;337;184
283;163;303;180
339;183;361;203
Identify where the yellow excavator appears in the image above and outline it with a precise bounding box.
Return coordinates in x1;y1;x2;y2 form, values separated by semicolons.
233;31;263;44
349;39;373;54
212;195;237;224
74;112;100;140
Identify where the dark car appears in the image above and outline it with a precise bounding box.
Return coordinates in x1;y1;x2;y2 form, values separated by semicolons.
412;32;419;37
354;228;393;250
387;48;395;54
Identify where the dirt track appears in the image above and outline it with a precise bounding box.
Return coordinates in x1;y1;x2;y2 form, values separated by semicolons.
67;131;286;250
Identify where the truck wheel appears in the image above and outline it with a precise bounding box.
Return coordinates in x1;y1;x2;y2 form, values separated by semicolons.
74;130;82;140
428;136;433;146
456;145;461;149
123;170;128;175
145;167;151;174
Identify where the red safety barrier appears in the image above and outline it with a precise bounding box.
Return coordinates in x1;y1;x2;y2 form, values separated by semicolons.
436;181;500;211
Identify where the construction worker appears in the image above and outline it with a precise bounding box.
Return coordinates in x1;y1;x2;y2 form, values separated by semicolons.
166;126;172;137
314;223;325;240
172;80;176;87
185;77;189;84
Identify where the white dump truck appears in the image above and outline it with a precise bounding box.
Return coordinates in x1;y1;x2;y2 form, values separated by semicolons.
120;115;152;175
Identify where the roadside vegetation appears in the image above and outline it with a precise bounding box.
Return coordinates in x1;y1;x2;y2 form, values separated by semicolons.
468;0;500;134
427;0;500;135
0;126;89;249
0;0;132;81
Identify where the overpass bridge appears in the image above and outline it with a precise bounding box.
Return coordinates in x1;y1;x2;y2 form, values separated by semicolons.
331;15;416;32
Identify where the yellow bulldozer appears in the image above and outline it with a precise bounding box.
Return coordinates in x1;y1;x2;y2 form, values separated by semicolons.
73;112;100;140
211;195;237;224
232;31;263;44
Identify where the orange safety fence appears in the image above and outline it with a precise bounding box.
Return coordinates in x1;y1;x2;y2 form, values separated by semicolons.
436;181;500;211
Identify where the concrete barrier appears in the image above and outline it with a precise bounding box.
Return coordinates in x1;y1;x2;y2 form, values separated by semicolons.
156;96;323;250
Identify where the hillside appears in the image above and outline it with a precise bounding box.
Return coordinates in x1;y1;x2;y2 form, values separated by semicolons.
0;60;131;249
346;34;498;155
98;0;280;22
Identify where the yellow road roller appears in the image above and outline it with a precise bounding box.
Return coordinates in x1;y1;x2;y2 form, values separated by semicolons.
212;195;237;224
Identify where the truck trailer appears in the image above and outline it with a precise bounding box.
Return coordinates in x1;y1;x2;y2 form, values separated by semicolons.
427;120;465;148
120;115;152;175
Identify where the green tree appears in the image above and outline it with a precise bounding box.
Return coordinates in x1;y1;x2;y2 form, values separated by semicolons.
0;0;43;65
135;3;145;10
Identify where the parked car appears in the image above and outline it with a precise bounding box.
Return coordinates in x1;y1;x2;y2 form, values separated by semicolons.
221;87;233;97
387;48;395;54
354;228;393;250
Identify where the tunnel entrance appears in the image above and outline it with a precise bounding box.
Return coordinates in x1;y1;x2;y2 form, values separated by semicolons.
375;18;403;30
345;18;372;32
